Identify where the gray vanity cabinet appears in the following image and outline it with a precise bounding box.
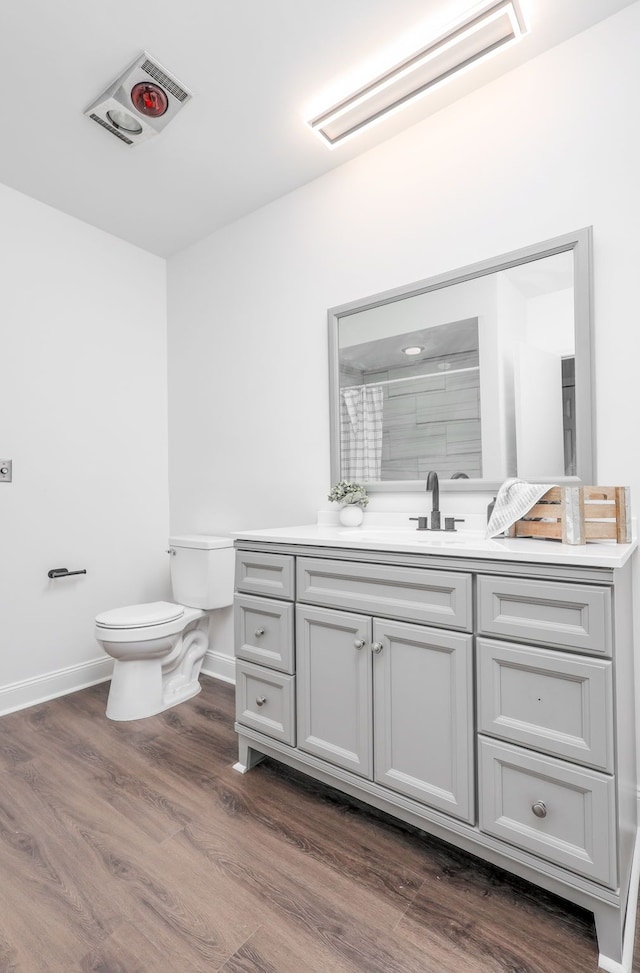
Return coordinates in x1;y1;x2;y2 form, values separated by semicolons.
234;541;637;973
296;605;474;820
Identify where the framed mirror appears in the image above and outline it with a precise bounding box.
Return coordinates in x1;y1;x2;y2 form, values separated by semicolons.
328;227;594;492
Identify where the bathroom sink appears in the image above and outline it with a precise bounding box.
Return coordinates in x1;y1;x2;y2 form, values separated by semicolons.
337;527;486;546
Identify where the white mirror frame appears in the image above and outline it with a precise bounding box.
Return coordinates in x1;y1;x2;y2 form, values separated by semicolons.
328;227;594;492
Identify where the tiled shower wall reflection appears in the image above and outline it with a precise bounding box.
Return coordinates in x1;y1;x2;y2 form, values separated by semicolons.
372;350;481;480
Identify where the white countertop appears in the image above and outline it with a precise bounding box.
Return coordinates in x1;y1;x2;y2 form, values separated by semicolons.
232;523;637;568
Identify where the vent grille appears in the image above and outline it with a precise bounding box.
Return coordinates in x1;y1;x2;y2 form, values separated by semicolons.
89;113;134;145
141;58;189;102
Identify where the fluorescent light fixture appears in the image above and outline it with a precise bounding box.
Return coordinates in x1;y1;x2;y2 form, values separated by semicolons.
307;0;527;148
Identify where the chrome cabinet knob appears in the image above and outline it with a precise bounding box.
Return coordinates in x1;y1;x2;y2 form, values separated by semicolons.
531;801;547;818
254;627;265;638
354;638;366;649
256;696;267;707
372;641;384;654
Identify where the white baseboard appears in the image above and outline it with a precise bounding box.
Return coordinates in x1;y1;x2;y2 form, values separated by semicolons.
0;650;235;718
202;649;236;685
0;656;113;717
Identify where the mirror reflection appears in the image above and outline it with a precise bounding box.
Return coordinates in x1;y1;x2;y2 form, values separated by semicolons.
330;230;592;490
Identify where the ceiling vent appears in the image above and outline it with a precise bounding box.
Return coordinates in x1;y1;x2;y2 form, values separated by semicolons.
84;52;192;146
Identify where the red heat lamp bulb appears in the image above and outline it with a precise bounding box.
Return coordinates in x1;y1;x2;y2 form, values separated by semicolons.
130;82;168;118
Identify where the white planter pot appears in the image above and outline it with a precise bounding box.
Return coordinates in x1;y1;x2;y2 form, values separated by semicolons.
339;505;364;527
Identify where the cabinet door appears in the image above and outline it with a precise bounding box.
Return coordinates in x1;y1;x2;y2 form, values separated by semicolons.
373;618;474;822
296;605;372;778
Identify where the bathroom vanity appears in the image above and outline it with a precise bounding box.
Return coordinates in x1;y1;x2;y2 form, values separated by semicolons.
232;525;638;973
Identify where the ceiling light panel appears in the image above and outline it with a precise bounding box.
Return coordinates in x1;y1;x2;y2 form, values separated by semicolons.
308;0;527;148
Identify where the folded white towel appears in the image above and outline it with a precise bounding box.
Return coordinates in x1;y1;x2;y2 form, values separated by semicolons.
487;478;557;539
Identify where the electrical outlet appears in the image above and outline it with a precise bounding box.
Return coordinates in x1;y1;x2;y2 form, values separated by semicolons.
0;459;12;482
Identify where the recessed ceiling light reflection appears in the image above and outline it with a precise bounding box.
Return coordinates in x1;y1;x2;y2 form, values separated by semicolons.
402;346;424;356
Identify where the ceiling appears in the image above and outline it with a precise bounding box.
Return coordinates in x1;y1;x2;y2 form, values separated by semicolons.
0;0;634;257
341;319;479;374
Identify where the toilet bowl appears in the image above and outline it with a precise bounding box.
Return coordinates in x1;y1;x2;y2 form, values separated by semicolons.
95;535;234;721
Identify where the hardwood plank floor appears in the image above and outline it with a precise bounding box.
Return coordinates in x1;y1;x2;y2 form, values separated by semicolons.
0;676;637;973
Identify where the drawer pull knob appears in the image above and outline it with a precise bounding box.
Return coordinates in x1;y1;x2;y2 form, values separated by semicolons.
354;638;366;649
256;696;267;707
372;641;384;655
531;801;547;819
254;628;265;637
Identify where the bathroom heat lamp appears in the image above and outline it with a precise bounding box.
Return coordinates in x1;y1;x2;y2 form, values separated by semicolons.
84;52;192;145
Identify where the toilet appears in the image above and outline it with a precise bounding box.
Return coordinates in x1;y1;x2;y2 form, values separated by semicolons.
95;534;234;721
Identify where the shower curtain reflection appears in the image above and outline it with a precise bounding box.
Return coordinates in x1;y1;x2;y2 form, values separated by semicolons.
340;386;383;481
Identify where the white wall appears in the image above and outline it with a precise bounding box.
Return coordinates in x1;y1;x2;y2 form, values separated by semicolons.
514;288;574;478
525;289;574;356
340;275;494;346
167;3;640;667
0;184;169;712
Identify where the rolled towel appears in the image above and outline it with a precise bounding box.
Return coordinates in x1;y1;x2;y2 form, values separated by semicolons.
487;478;557;538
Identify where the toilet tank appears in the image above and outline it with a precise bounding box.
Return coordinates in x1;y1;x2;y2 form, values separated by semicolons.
168;534;234;609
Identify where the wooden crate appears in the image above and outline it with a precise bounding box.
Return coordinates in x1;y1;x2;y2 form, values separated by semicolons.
507;486;631;545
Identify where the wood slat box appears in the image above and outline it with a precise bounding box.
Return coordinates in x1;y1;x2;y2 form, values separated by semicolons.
507;486;631;545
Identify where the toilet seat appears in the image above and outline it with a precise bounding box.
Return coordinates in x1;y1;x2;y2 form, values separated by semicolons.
95;604;203;646
96;601;184;630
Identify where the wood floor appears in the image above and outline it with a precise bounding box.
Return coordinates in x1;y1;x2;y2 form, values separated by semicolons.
0;677;637;973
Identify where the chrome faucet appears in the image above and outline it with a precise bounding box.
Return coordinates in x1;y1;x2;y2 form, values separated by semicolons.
426;470;441;530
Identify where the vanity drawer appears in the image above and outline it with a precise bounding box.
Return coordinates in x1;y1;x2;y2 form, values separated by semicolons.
478;737;616;887
234;595;294;673
477;576;611;656
296;557;472;631
235;551;295;600
235;660;295;745
477;638;613;771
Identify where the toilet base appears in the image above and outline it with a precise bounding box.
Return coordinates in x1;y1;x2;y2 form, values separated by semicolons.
105;621;208;721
